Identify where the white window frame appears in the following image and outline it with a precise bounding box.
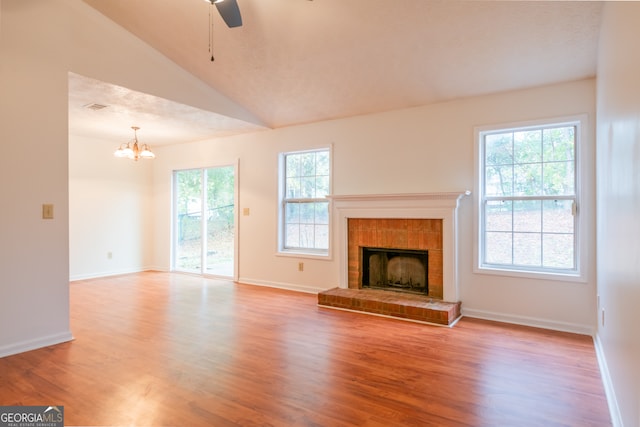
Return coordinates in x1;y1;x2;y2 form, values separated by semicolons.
474;115;588;282
277;146;332;259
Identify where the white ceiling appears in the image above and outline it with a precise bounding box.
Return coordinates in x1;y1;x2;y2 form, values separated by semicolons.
69;73;267;146
73;0;603;145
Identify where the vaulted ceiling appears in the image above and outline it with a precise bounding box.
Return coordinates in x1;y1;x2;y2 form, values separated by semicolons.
73;0;603;144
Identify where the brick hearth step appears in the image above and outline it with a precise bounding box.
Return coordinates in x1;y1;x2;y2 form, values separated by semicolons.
317;288;461;326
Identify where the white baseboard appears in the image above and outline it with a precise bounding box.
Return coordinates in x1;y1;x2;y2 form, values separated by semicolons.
70;268;142;282
0;331;74;358
69;266;162;282
144;266;169;273
237;277;330;294
593;334;623;427
462;307;594;335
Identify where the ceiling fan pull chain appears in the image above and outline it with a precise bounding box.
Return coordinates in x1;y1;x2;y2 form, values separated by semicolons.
209;2;215;62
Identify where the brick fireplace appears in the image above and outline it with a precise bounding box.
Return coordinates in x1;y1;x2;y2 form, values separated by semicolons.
319;192;469;325
328;192;469;303
349;218;443;298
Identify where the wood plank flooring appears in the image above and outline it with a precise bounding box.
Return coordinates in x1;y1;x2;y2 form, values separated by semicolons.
0;272;611;426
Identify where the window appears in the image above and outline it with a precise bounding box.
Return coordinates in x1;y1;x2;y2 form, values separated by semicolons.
477;119;583;278
279;148;331;255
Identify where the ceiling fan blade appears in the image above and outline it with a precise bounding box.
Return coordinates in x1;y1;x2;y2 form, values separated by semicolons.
215;0;242;28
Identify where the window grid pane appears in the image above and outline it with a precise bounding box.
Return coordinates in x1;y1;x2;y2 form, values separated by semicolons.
485;200;513;232
514;163;542;196
543;234;574;269
485;232;512;265
512;200;541;233
513;232;542;267
481;124;577;273
513;130;542;164
542;200;574;233
485;165;514;197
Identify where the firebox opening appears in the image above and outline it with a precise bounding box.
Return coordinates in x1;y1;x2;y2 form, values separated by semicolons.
361;247;428;295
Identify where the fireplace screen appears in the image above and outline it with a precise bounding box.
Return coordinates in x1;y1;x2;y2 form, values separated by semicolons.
361;247;428;295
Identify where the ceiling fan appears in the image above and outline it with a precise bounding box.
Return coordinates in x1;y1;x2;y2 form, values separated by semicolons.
204;0;242;28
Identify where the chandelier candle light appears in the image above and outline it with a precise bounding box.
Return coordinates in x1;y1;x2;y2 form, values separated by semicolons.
114;126;155;161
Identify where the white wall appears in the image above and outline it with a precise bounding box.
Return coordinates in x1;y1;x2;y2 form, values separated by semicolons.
0;0;72;356
1;0;262;357
152;79;597;333
69;135;153;280
596;3;640;426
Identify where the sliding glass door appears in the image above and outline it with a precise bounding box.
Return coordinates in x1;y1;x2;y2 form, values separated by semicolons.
173;165;236;277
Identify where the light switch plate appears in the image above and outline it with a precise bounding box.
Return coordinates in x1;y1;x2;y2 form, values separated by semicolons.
42;204;54;219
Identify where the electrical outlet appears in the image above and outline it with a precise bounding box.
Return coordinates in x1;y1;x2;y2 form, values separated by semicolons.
298;262;304;272
243;208;250;216
107;252;113;260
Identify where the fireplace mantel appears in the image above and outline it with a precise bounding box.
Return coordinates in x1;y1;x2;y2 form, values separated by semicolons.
327;191;470;302
328;191;470;205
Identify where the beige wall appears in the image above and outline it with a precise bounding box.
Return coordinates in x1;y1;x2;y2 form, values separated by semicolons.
152;79;597;333
0;0;72;356
596;3;640;426
0;0;254;357
69;135;153;280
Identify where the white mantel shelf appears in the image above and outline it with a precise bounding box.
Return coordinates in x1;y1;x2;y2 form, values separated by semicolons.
329;191;471;303
327;191;471;203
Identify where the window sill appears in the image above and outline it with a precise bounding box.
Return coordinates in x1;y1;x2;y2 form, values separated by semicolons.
276;250;332;261
474;265;587;283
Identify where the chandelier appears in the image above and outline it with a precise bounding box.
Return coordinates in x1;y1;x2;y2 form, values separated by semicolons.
114;126;155;161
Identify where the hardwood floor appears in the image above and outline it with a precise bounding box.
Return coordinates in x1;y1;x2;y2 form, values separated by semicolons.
0;272;610;426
